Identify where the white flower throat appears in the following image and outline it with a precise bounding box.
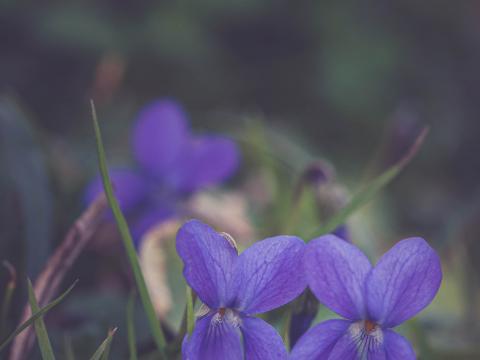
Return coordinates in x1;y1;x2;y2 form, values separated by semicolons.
349;320;384;359
212;308;242;328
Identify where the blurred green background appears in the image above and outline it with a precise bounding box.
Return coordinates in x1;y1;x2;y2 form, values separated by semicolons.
1;0;479;358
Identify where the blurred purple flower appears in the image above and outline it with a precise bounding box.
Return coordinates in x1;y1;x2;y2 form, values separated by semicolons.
290;235;442;360
332;224;349;242
84;99;239;243
302;161;350;242
384;105;423;168
177;220;306;360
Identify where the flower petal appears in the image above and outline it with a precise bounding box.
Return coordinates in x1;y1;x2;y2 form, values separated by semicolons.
167;135;240;192
183;313;243;360
366;237;442;327
289;319;350;360
176;220;238;308
305;235;372;320
84;169;149;213
232;236;306;314
383;329;416;360
132;99;189;177
240;316;287;360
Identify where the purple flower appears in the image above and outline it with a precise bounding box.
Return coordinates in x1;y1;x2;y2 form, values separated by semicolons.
290;235;442;359
177;219;307;359
85;99;239;243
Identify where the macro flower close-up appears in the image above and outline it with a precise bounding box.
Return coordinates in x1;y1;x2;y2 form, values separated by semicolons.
177;219;306;360
290;235;442;359
85;99;240;243
2;2;478;359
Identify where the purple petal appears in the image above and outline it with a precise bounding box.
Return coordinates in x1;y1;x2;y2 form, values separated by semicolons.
183;313;243;360
130;204;175;246
289;319;351;360
240;316;287;359
232;236;306;314
383;329;416;360
366;237;442;327
167;135;240;192
305;235;372;320
132;99;189;178
182;335;189;359
83;169;149;213
326;332;358;360
176;220;238;308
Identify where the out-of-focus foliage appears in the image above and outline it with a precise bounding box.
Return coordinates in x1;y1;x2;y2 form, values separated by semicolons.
0;98;52;278
1;0;480;358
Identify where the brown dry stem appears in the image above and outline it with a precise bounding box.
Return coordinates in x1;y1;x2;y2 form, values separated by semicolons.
9;194;108;360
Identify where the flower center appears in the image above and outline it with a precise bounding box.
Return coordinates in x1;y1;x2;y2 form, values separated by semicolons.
364;319;378;333
212;307;242;328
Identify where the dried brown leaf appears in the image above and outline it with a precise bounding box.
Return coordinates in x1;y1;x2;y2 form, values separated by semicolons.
139;219;180;319
186;191;254;244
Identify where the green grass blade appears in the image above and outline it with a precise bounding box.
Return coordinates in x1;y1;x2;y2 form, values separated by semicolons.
27;279;56;360
126;291;138;360
1;261;16;339
90;101;166;357
308;127;429;238
0;280;77;352
63;336;76;360
100;331;114;360
281;306;292;351
165;287;195;357
89;328;117;360
186;286;194;337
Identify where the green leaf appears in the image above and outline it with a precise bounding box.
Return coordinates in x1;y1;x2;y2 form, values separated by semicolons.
90;101;166;358
89;328;117;360
186;286;194;337
27;279;56;360
0;280;77;352
308;128;429;238
126;292;138;360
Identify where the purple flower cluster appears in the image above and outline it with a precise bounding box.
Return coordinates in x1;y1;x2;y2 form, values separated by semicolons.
177;220;442;360
85;99;239;243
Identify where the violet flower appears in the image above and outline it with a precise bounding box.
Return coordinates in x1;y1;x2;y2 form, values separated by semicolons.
290;235;442;359
85;99;239;243
177;219;306;359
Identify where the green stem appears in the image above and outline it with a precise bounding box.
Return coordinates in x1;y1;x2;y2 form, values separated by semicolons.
126;291;138;360
91;101;166;359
